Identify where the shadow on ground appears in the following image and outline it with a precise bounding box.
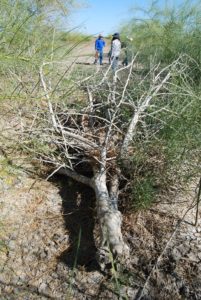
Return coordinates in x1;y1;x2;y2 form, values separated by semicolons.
54;175;98;270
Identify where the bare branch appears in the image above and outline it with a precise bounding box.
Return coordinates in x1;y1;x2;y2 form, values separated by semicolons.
58;167;93;188
39;63;58;130
121;65;172;157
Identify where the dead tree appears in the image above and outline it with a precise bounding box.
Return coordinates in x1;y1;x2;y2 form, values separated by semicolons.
20;57;187;265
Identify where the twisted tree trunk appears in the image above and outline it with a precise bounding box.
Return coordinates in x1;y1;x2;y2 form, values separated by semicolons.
93;170;129;257
59;166;129;260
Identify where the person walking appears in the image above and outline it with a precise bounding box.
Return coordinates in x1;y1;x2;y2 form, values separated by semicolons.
122;36;133;66
94;34;106;65
110;33;121;71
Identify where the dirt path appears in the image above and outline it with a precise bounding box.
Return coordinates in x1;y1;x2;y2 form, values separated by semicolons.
66;38;111;65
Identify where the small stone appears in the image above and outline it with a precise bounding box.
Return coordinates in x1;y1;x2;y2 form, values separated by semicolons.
12;276;20;285
13;288;20;294
9;232;18;240
0;274;9;284
39;250;47;259
127;287;138;298
177;244;189;255
172;248;182;261
8;240;16;250
91;271;103;284
188;252;199;262
52;272;58;279
189;227;197;234
23;247;29;254
19;273;27;282
4;285;13;293
38;282;48;294
61;282;69;290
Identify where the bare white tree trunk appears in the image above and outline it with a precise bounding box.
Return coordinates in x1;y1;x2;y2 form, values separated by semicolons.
93;169;129;257
59;166;129;259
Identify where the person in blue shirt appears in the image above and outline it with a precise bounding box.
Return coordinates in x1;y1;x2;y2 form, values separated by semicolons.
94;35;106;65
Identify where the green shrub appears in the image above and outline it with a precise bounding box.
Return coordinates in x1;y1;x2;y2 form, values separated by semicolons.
121;0;201;83
132;176;156;209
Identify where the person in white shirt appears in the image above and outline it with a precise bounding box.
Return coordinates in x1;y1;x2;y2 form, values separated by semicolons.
111;33;121;71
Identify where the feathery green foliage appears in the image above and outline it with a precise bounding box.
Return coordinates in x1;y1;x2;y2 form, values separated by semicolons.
121;0;201;82
119;1;201;209
0;0;90;105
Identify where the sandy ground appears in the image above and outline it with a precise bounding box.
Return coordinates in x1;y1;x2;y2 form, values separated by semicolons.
0;151;200;299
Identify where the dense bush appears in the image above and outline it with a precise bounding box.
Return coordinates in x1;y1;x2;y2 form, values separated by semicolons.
121;1;201;83
120;1;201;207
